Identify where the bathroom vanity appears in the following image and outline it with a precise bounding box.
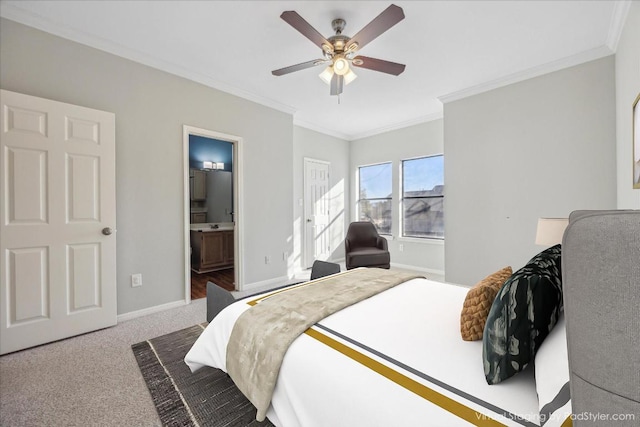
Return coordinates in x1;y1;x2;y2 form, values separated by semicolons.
190;224;234;272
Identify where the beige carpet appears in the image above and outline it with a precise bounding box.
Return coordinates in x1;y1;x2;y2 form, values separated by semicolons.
0;299;206;426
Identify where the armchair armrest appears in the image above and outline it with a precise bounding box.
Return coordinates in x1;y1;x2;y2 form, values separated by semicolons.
376;236;388;251
345;238;352;253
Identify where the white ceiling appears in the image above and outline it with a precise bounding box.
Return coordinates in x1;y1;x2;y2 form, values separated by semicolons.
0;1;629;140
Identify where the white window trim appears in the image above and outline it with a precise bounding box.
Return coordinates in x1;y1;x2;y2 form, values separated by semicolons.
397;236;444;245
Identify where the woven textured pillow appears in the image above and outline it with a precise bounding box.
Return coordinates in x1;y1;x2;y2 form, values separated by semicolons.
460;266;513;341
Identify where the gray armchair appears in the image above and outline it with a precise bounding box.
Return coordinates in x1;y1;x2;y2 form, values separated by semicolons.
345;222;390;270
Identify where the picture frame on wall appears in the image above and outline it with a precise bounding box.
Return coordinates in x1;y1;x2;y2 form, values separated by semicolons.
634;93;640;189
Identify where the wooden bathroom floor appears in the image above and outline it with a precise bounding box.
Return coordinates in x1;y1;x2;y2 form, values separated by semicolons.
191;268;235;300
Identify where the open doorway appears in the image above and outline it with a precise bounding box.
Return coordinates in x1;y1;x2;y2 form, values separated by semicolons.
183;125;243;303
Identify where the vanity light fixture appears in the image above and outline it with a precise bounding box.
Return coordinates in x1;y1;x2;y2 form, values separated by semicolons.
202;161;224;170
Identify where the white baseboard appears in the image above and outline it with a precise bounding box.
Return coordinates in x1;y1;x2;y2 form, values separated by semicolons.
117;299;187;323
239;275;289;293
390;262;445;277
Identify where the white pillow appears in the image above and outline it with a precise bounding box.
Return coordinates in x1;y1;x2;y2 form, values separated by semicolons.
534;315;572;426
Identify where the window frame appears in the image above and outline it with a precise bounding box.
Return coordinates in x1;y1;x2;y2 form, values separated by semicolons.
356;161;393;235
400;154;444;240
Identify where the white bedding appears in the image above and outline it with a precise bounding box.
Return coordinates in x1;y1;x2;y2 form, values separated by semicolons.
185;278;542;427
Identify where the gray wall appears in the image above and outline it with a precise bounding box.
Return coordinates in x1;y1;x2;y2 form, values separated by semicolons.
349;120;445;274
443;56;617;286
0;19;294;314
292;126;350;271
615;1;640;209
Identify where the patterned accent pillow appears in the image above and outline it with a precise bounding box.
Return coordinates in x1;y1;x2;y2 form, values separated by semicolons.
483;245;563;385
460;266;513;341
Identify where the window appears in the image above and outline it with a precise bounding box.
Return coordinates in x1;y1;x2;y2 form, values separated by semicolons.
401;155;444;239
358;162;392;234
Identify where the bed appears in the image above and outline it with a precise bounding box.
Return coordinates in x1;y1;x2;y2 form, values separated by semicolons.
186;274;560;426
185;210;638;426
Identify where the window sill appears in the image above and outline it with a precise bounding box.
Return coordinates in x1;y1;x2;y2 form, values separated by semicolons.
397;236;444;245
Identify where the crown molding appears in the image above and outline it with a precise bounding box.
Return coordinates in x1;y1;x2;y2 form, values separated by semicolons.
0;4;298;116
438;45;614;104
347;112;444;141
293;118;351;141
294;111;444;142
606;0;632;52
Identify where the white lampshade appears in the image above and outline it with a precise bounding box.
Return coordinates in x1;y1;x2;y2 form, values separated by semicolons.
319;65;357;86
535;218;569;246
343;68;358;85
333;57;350;75
319;66;334;85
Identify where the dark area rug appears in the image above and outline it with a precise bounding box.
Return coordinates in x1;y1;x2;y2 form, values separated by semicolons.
132;324;274;427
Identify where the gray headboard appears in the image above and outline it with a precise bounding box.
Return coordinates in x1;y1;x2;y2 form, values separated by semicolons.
562;210;640;425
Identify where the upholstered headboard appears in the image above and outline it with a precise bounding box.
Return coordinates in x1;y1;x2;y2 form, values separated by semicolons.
562;210;640;425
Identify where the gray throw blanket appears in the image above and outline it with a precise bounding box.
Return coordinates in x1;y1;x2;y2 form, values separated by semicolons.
226;268;423;421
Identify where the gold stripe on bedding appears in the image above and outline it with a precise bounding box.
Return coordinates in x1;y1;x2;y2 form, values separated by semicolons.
305;327;507;427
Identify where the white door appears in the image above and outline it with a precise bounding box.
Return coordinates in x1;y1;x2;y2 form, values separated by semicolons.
0;90;117;355
303;158;330;269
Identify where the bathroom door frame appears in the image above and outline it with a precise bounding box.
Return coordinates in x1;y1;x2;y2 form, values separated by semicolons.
182;125;244;302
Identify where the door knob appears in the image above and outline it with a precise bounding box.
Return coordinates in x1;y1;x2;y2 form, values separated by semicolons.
102;227;114;236
306;219;312;223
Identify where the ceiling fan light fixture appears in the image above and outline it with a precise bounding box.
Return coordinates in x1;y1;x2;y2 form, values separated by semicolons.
333;57;350;75
273;5;406;97
318;66;334;85
322;43;334;55
344;69;358;85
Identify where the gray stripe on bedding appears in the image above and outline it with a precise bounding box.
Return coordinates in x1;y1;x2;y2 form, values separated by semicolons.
539;381;570;426
314;323;539;427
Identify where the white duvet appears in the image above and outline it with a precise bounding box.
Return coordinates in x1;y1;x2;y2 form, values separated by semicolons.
185;278;542;427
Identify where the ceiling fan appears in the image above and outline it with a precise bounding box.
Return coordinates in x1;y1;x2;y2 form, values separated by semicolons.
272;4;406;96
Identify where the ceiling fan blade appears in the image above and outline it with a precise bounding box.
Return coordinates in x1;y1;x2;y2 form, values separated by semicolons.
281;11;331;49
347;4;404;51
330;74;344;96
272;59;327;76
352;56;406;76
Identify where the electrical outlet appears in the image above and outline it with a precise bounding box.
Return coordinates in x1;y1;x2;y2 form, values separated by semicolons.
398;244;404;252
283;251;288;261
265;256;271;264
131;273;142;287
